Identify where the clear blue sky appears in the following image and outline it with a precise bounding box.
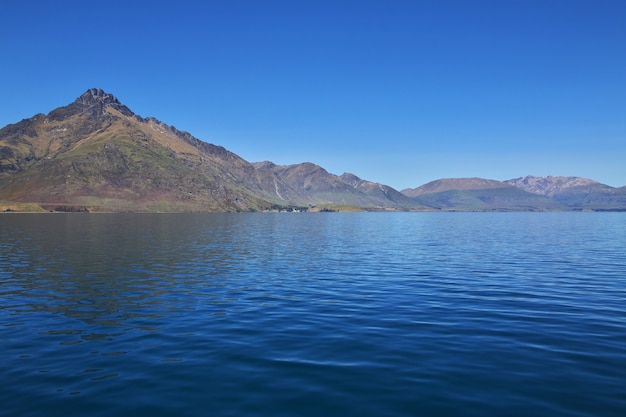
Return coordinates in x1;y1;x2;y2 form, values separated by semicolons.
2;0;625;189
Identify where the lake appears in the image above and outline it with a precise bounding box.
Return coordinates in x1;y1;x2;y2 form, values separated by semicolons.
1;212;625;416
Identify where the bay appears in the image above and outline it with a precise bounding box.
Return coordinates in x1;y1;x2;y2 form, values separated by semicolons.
1;212;625;416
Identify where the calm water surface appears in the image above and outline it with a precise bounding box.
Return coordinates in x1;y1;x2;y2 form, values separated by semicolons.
1;212;625;416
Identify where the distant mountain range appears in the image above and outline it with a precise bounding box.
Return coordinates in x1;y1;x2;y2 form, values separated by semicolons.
1;89;624;212
504;176;626;210
402;177;626;211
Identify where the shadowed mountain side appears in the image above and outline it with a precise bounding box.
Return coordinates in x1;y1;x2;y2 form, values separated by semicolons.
402;178;565;211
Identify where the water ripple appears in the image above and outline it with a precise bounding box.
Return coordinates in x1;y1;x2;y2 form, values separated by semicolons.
1;213;625;416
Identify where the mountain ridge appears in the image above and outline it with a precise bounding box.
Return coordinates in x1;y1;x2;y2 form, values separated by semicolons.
1;89;624;212
0;89;274;211
401;178;565;211
401;176;626;211
0;89;421;212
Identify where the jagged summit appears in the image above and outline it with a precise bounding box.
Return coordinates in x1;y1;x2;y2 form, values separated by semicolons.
76;88;121;106
46;88;134;121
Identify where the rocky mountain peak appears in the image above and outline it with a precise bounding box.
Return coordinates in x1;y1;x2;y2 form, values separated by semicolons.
45;88;135;122
77;88;121;106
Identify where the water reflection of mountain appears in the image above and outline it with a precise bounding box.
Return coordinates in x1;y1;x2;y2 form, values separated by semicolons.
2;214;248;335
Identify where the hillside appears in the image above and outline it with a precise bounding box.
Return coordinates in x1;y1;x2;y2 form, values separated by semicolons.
0;88;419;212
402;178;513;197
250;162;419;209
0;89;272;212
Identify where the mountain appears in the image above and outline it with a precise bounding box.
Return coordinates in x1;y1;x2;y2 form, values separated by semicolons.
0;88;418;212
2;89;623;213
504;175;601;197
0;88;273;212
338;172;418;208
248;162;419;209
402;178;512;197
505;176;626;210
402;176;626;211
401;178;565;211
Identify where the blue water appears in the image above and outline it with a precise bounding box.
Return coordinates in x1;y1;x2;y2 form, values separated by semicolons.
1;212;625;416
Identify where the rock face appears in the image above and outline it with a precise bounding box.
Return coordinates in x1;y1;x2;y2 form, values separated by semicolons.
77;88;120;106
0;88;417;212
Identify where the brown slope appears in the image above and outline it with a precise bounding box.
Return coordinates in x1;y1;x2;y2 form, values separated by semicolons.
0;89;269;212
